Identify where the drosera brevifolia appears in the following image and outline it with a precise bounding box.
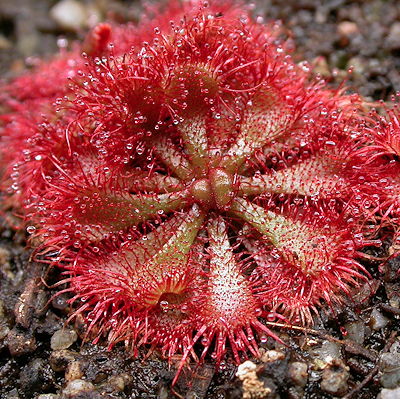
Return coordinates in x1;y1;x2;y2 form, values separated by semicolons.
1;0;399;388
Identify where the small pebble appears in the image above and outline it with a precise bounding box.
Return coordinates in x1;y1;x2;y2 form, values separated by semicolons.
386;22;400;49
51;294;70;311
311;340;342;368
288;362;308;387
378;387;400;399
37;395;59;399
237;360;257;378
337;21;359;46
236;361;271;399
51;329;78;350
344;320;365;344
347;56;366;76
62;379;95;397
338;21;359;37
312;57;331;77
50;0;88;32
19;358;54;393
320;359;350;397
49;350;78;372
379;341;400;389
65;360;84;382
369;309;389;331
261;350;285;363
7;328;37;356
107;375;125;392
17;34;40;59
0;35;11;50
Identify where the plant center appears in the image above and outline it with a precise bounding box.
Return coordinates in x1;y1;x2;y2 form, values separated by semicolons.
189;167;235;211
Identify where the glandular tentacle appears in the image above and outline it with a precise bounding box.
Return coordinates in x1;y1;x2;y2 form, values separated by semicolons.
127;170;184;193
231;197;355;276
238;154;350;199
177;116;209;176
150;135;195;181
222;87;293;173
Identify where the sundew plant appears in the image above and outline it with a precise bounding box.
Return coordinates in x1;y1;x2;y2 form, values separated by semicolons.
1;0;400;382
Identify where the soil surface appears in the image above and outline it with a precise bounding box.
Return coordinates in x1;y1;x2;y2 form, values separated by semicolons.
1;1;400;399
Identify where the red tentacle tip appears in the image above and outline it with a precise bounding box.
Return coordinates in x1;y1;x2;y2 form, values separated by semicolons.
83;23;112;57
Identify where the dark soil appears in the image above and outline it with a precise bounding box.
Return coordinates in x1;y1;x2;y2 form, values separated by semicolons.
1;1;400;398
